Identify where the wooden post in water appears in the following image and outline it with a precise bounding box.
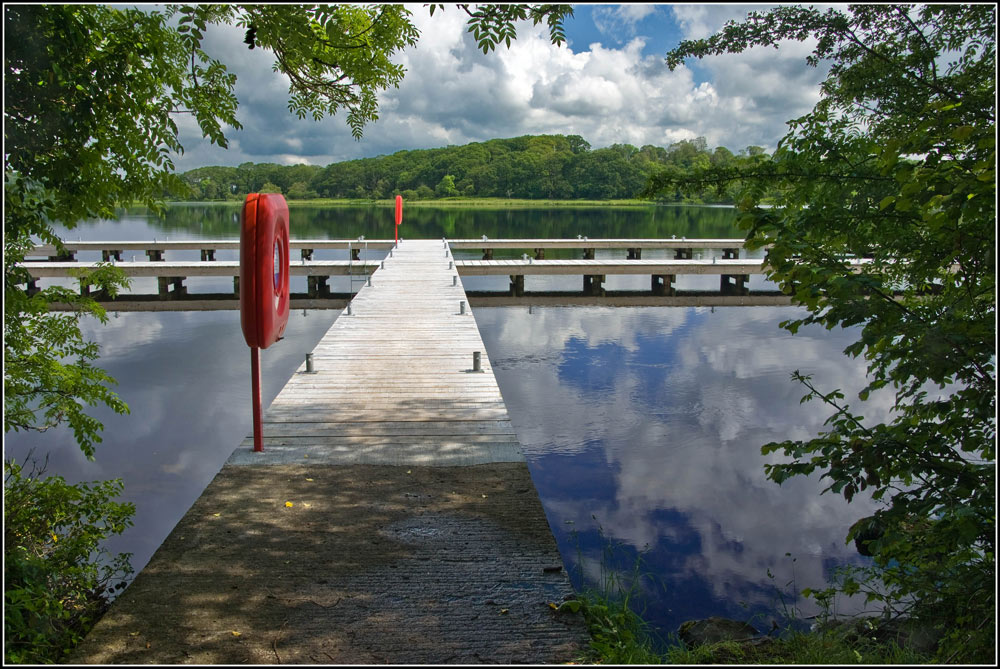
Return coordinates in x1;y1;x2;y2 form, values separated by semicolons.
651;274;675;296
583;274;605;296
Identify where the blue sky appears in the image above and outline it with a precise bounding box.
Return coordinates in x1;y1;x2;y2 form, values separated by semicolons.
565;5;685;59
171;4;831;171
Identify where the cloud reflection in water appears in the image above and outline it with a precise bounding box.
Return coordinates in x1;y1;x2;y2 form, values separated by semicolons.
476;305;887;637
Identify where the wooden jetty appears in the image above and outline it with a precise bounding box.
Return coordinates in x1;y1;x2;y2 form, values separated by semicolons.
69;240;589;665
30;237;742;260
23;237;776;301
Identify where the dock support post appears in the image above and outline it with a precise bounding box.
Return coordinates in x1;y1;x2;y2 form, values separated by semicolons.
158;277;186;299
233;276;240;296
26;278;39;296
721;274;750;295
307;276;330;298
102;249;122;262
482;248;494;260
473;351;482;372
583;274;605;296
49;250;76;261
534;248;545;260
200;249;216;261
305;353;314;373
509;274;524;297
627;247;642;260
723;248;739;260
651;274;676;296
674;248;692;260
301;248;313;260
584;248;595;259
453;275;458;287
251;346;263;452
147;249;164;261
351;248;360;261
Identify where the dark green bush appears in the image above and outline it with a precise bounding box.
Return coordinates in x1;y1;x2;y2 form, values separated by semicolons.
4;459;135;664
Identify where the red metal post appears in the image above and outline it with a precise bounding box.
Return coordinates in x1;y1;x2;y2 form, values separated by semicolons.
251;345;263;452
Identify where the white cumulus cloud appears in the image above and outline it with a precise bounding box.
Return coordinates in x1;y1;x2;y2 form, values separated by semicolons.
170;4;830;170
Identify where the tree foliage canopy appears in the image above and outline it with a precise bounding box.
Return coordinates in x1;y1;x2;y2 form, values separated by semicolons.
651;5;995;661
166;134;770;202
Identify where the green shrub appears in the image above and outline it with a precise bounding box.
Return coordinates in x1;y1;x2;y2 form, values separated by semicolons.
4;459;135;663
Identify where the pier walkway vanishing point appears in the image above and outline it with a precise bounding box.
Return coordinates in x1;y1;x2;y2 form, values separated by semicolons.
69;240;589;664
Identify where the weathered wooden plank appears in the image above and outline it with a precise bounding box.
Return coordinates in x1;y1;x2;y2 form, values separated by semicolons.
225;239;523;464
448;237;749;249
22;260;378;278
32;237;749;258
455;258;769;275
30;239;396;256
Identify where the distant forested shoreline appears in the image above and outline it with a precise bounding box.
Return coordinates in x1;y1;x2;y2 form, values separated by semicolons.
166;134;769;204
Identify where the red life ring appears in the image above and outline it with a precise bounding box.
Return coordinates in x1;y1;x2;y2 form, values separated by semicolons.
240;193;290;349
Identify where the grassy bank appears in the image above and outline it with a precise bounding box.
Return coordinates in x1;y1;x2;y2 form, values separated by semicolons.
160;197;667;208
567;590;933;664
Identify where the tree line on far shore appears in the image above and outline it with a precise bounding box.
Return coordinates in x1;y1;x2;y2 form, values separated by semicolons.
166;134;770;203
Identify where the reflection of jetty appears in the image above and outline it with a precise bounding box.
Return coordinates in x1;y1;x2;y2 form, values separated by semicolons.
69;239;588;664
23;237;803;306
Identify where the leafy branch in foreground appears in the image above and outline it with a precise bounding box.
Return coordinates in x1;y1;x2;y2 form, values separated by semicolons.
430;3;574;53
4;459;135;664
650;5;995;662
3;173;131;461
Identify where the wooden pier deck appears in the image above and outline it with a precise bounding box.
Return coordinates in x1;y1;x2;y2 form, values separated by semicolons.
69;240;588;665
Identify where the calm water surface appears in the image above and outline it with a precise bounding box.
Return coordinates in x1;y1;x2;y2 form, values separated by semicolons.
7;204;885;643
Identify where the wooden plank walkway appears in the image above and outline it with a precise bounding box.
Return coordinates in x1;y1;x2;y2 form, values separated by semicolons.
448;237;749;250
29;239;395;257
69;240;588;665
30;237;747;258
455;257;767;275
21;259;379;278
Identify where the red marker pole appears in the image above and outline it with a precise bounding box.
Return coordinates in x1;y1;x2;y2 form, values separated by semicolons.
395;195;403;244
251;345;263;452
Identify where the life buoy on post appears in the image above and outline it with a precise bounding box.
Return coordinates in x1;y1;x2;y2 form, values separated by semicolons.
240;193;290;349
240;193;290;453
394;194;403;245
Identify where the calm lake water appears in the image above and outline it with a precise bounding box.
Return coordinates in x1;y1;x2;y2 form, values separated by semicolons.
8;203;886;644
